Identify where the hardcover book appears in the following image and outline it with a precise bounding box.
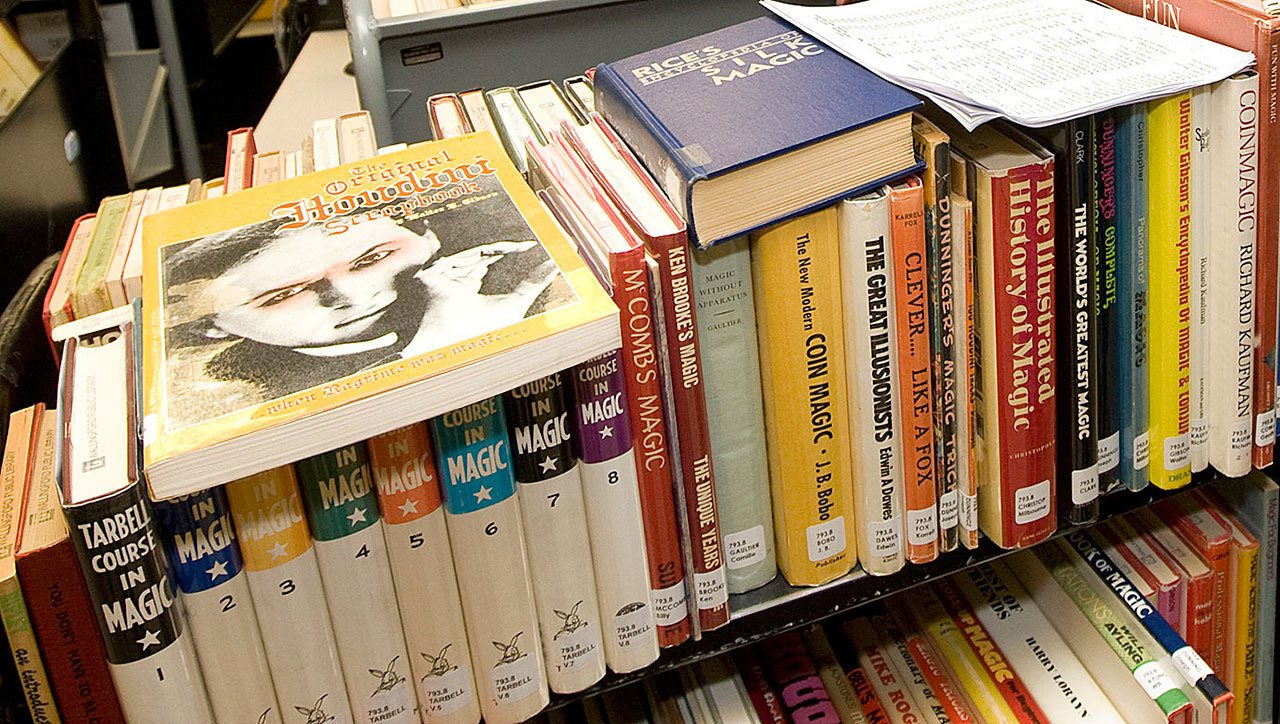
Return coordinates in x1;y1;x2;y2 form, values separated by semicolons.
1113;104;1150;492
140;134;619;498
594;16;920;247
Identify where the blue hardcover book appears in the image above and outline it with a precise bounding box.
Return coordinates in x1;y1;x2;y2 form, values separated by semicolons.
1066;531;1233;720
1114;105;1149;492
593;16;921;248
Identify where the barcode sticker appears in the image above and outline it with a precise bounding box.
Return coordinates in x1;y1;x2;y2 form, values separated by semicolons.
1171;646;1213;683
1097;432;1120;474
724;525;767;570
1163;433;1189;470
907;507;937;546
867;518;902;557
1134;430;1150;470
1133;661;1179;699
651;582;688;628
1071;464;1099;505
1014;480;1051;525
1257;410;1275;447
694;570;727;610
807;516;846;562
937;491;959;529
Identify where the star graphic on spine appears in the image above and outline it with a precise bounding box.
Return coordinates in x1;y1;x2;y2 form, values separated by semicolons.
137;629;161;650
598;425;613;439
397;498;419;516
538;456;558;474
347;507;368;526
473;485;493;503
206;559;229;581
268;541;289;560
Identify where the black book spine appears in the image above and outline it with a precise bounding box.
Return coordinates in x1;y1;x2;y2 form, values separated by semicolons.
504;372;579;484
1093;113;1122;494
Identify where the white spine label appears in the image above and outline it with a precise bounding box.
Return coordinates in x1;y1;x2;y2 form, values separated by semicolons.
867;518;902;557
612;603;655;651
959;492;977;532
1097;432;1120;474
907;506;936;546
694;570;727;611
1134;430;1150;470
650;582;688;628
1171;646;1213;683
1071;464;1100;505
1230;419;1252;454
1163;433;1190;470
1257;409;1275;447
937;490;959;529
724;525;767;571
1190;419;1208;449
422;666;474;716
1014;480;1051;525
807;516;846;562
490;651;539;705
1133;661;1179;699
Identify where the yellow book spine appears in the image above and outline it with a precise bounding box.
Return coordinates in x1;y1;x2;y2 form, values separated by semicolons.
1231;543;1259;724
1147;93;1193;490
905;587;1019;723
750;207;856;585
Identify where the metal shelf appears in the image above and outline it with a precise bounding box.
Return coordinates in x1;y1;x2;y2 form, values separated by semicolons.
544;472;1223;709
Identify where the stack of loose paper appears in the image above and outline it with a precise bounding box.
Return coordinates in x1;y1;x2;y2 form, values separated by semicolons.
762;0;1254;130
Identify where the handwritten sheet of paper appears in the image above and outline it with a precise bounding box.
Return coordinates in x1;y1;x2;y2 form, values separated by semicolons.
762;0;1254;129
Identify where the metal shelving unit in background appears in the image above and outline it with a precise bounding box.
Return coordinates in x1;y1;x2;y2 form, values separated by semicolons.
343;0;769;144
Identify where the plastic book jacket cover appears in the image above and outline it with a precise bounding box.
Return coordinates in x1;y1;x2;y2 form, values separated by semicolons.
141;133;616;475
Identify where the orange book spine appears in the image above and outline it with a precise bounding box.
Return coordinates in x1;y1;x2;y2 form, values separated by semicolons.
890;178;939;564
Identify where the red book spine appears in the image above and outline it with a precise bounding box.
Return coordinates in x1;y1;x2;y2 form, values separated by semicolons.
17;541;125;724
610;247;692;648
932;578;1051;724
756;632;841;724
847;666;892;724
42;213;94;360
987;159;1058;548
898;622;975;723
650;238;729;631
1157;500;1231;673
1097;0;1278;467
732;647;787;724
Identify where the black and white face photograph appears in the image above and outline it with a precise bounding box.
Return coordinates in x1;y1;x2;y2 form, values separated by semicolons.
158;173;577;429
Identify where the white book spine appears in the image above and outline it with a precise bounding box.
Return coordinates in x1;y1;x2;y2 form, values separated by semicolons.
368;425;481;724
296;445;418;724
312;118;341;171
110;637;215;724
1208;73;1259;478
337;112;379;164
571;354;661;673
432;401;550;724
956;561;1125;721
839;192;906;575
226;471;355;724
1190;85;1212;472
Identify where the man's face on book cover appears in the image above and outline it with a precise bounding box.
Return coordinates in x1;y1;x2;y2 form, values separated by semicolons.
206;217;439;349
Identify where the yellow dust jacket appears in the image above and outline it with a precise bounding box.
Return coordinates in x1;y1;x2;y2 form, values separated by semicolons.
141;133;618;498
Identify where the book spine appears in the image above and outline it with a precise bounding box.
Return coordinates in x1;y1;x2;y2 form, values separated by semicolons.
868;612;949;724
1157;500;1231;675
890;609;975;723
295;444;418;723
1208;73;1259;479
1035;540;1195;718
1228;532;1259;724
1063;531;1233;710
1147;92;1194;489
62;484;215;724
1061;118;1101;523
1114;105;1152;492
953;195;980;547
798;624;865;724
0;577;59;723
750;207;857;585
756;631;840;722
690;237;777;592
975;159;1058;548
153;488;281;724
1093;113;1122;493
504;374;607;693
1190;86;1212;473
730;647;787;724
17;543;126;723
904;586;1019;723
954;562;1124;720
430;399;550;723
570;353;662;673
1219;474;1277;724
650;241;729;627
847;666;892;724
367;424;481;724
889;180;938;566
841;617;932;724
915;130;961;555
839;193;908;576
610;253;690;646
225;468;355;724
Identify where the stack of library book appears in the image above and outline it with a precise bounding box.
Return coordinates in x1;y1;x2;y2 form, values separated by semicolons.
4;5;1280;724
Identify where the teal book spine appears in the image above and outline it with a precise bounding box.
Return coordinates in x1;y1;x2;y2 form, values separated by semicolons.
691;237;777;594
1114;105;1150;491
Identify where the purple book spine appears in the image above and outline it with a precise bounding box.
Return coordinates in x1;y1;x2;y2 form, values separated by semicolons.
572;351;634;461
